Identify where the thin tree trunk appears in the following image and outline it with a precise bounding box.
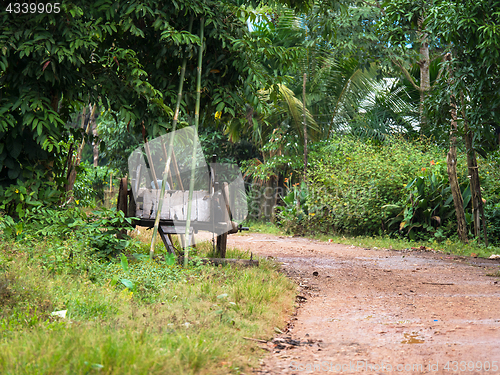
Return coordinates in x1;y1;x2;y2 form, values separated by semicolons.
302;72;307;179
65;104;97;194
417;17;430;130
447;141;468;243
92;113;99;167
463;115;480;239
460;93;488;245
445;54;468;243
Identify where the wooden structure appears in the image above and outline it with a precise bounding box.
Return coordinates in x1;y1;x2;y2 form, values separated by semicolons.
117;156;248;258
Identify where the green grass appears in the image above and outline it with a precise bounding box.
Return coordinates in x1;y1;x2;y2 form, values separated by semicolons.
241;220;284;236
0;234;296;374
317;234;500;258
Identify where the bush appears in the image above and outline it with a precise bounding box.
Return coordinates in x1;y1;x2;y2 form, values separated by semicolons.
0;173;62;220
0;206;136;259
277;136;476;240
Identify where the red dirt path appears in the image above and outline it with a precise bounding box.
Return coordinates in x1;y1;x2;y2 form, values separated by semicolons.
227;233;500;375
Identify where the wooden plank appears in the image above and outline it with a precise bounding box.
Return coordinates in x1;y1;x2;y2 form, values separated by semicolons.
197;191;211;221
160;225;192;235
169;190;186;220
142;189;155;219
158;226;177;255
178;257;259;267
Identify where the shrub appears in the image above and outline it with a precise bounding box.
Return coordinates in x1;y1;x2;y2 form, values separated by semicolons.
277;136;480;240
0;206;136;259
307;136;450;234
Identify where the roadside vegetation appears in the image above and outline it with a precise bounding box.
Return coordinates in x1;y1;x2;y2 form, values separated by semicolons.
271;136;500;257
0;211;296;374
243;219;500;259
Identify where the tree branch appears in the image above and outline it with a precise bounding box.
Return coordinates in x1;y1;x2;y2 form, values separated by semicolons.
360;0;386;15
391;58;421;92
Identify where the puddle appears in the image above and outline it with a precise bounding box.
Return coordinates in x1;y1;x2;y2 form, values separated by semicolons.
401;332;425;344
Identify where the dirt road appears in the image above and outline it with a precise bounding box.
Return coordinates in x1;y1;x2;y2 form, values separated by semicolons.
227;233;500;375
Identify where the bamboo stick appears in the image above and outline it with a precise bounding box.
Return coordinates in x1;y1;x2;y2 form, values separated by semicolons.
184;17;204;267
149;16;194;259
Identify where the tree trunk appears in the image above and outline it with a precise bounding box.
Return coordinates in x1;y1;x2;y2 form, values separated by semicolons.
447;143;468;243
447;106;467;240
418;17;430;130
92;113;99;167
461;93;488;245
65;105;97;194
445;53;468;243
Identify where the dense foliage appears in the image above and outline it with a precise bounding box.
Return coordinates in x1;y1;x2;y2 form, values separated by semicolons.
0;0;291;208
275;136;500;244
1;0;500;370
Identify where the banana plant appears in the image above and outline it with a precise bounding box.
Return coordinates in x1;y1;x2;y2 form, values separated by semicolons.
383;169;465;240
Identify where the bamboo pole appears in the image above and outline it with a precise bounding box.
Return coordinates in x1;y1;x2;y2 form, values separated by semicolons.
171;149;184;190
184;17;204;267
302;72;307;180
160;139;175;190
149;16;194;259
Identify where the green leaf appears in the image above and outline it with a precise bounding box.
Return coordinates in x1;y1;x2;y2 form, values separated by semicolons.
120;253;129;272
165;252;176;266
120;278;135;290
110;275;119;286
216;101;225;112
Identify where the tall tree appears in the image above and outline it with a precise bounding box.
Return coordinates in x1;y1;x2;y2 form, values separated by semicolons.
426;0;500;243
0;1;278;202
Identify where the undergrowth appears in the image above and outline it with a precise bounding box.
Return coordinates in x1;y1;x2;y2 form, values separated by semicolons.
0;221;296;374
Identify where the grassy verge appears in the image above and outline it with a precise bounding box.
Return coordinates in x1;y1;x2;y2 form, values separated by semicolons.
0;233;296;374
315;234;500;258
240;220;284;236
246;221;500;259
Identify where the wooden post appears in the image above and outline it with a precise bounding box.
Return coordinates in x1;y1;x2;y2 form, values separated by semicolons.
216;233;228;259
117;177;128;239
144;141;159;189
117;177;128;214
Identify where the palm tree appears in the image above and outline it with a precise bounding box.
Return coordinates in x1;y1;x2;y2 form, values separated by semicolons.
236;5;417;175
